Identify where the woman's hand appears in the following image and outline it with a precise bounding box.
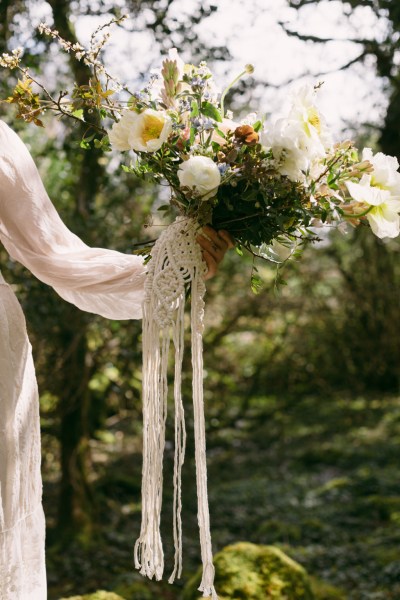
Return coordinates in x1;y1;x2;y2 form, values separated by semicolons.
196;226;235;280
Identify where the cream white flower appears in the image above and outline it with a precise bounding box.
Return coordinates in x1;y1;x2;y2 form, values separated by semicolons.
128;109;172;152
346;148;400;238
178;156;221;200
108;112;138;151
261;85;332;182
288;85;332;149
109;109;172;153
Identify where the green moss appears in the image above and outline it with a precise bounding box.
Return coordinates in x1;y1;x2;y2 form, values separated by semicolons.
59;592;125;600
113;581;156;600
183;542;314;600
310;577;347;600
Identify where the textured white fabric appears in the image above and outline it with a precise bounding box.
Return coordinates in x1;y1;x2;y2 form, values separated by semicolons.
0;277;46;600
0;120;147;600
134;218;217;599
0;121;146;320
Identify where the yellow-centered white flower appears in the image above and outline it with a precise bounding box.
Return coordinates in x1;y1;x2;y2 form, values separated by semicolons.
109;109;172;153
261;85;332;182
178;156;221;200
346;148;400;239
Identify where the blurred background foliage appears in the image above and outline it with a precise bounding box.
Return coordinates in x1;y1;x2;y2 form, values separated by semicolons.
0;0;399;598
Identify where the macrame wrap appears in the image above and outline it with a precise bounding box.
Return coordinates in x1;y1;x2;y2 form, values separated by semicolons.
134;217;218;600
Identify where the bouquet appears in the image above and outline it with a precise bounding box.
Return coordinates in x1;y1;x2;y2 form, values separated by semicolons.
2;18;400;599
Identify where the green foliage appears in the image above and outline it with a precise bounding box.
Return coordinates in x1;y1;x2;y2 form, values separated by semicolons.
183;542;314;600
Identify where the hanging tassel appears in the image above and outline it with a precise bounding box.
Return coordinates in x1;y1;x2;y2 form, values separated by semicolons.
134;217;218;599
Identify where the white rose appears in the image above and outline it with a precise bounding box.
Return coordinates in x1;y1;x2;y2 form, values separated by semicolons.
178;156;221;200
109;109;172;153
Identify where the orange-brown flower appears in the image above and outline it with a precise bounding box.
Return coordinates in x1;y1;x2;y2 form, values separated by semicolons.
234;125;259;146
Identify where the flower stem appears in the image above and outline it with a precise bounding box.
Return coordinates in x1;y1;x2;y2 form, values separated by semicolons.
342;205;373;218
220;68;250;119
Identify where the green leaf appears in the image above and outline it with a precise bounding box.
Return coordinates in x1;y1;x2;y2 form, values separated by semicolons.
251;273;263;294
201;101;222;122
72;108;84;120
214;128;226;140
190;100;199;117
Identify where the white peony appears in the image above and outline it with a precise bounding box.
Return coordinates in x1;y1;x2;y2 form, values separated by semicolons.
346;148;400;238
261;85;332;182
109;109;172;153
178;156;221;200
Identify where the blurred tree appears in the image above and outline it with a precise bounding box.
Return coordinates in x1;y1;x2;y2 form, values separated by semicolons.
286;0;400;159
0;0;232;542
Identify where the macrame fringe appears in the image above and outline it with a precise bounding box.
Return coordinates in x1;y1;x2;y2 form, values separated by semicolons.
134;217;218;599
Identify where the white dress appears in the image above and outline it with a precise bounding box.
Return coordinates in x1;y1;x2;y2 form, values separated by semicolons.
0;120;147;600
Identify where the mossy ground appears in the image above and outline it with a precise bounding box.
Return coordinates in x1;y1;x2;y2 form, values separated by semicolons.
45;393;400;599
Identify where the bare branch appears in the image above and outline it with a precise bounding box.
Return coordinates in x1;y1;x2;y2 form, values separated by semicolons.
278;21;372;46
288;0;376;8
262;51;367;89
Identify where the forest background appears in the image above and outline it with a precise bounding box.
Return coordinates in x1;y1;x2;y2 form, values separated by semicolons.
0;0;399;598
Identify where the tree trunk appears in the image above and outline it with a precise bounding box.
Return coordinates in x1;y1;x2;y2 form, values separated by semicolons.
57;312;98;540
46;0;104;538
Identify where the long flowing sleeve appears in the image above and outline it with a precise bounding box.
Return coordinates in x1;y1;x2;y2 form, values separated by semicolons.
0;120;146;319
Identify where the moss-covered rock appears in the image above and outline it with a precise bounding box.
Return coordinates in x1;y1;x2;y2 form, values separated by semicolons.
59;591;125;600
183;542;314;600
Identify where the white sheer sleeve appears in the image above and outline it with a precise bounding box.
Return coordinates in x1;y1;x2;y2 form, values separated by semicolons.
0;120;146;320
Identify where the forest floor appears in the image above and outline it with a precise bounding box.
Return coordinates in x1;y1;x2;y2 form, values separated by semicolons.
43;393;400;599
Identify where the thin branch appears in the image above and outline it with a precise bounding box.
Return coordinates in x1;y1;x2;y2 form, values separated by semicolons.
288;0;376;9
263;51;368;89
279;21;373;46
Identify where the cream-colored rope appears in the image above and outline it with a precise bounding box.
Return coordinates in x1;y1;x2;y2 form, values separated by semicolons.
134;217;217;599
